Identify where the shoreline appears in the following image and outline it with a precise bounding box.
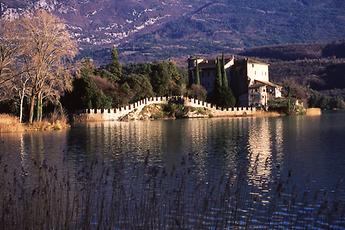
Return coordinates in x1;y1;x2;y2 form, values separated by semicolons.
0;112;283;133
74;110;285;123
1;108;324;133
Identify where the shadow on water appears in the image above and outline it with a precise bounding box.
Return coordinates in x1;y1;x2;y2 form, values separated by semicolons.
0;114;345;229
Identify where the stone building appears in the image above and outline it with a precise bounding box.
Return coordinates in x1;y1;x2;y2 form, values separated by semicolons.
230;58;282;107
188;56;234;93
188;56;282;107
248;80;282;108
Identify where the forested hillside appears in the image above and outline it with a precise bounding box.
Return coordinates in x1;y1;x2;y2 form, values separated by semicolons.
1;0;345;62
240;41;345;61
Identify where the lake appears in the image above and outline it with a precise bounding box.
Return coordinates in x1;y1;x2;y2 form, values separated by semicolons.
1;112;345;229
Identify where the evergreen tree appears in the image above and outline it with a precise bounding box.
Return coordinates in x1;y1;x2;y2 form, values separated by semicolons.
221;53;228;89
212;55;236;108
107;47;122;80
195;61;200;85
217;86;236;108
212;57;222;104
61;59;112;111
150;62;170;96
215;57;222;89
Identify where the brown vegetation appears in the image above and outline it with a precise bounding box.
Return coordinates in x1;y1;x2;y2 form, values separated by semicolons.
187;84;207;101
306;108;322;116
0;114;24;133
27;120;69;131
0;112;69;133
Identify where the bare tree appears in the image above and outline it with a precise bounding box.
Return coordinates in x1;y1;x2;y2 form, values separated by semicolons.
0;22;31;122
11;10;78;123
0;22;20;101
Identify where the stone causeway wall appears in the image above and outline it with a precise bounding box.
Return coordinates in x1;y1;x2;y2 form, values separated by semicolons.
78;96;257;121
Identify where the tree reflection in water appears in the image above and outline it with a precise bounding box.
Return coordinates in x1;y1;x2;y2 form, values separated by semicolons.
0;117;344;229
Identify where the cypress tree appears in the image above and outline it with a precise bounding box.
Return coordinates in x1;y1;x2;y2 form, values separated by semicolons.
212;57;223;104
221;53;228;89
215;57;222;89
195;61;201;85
213;55;236;108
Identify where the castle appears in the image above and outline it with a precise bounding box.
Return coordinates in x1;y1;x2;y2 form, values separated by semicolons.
188;56;282;107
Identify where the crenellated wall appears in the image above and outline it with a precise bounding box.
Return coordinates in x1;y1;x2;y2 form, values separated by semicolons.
78;96;257;121
184;97;257;117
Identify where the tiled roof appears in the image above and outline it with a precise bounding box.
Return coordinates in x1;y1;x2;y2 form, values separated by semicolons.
246;58;269;65
198;58;234;69
249;80;281;88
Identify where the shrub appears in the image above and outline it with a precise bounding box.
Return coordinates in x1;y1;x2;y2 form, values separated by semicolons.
187;84;207;101
163;99;187;118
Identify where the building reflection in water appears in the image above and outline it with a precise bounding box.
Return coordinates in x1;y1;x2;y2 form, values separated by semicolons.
247;117;284;190
82;121;165;158
0;118;286;191
274;118;284;166
80;118;286;190
3;116;344;228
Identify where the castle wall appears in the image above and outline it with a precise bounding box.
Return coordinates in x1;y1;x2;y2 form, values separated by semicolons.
78;96;258;121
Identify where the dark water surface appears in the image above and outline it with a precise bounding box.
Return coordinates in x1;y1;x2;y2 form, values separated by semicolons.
1;112;345;229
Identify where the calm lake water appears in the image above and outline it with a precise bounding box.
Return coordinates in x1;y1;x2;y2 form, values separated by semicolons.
1;112;345;229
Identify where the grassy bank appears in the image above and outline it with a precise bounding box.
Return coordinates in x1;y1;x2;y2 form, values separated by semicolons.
306;108;322;116
0;114;24;133
0;114;69;133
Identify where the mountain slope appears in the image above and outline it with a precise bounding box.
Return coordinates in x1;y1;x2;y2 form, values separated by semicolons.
123;0;345;60
0;0;195;49
1;0;345;62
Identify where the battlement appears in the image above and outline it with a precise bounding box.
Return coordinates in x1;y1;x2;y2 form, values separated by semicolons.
78;96;257;121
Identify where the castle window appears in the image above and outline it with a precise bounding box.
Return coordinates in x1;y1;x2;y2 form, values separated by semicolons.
252;64;254;68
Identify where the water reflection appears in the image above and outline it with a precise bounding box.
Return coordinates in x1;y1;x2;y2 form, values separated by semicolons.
247;117;285;190
248;117;272;186
0;114;345;229
72;119;285;205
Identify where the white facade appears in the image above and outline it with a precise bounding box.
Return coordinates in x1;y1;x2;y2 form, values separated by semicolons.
247;62;269;85
246;60;282;108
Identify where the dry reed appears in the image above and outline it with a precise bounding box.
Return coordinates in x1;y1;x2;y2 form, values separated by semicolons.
0;149;344;229
0;114;24;133
0;112;69;132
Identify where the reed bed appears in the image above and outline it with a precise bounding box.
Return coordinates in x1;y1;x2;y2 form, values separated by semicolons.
28;111;69;131
0;114;24;133
0;112;69;132
0;151;344;230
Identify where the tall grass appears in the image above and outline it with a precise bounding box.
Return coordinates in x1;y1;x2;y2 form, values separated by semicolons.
0;111;69;132
0;151;344;229
0;114;24;133
29;110;69;131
